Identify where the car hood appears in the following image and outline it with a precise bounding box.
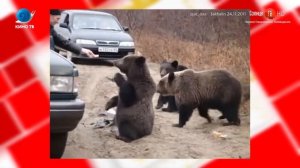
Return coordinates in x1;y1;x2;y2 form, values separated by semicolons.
50;50;77;76
70;29;133;42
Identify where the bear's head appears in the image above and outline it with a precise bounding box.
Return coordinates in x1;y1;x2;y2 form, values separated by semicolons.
113;54;147;79
160;60;179;77
157;69;194;96
157;72;178;96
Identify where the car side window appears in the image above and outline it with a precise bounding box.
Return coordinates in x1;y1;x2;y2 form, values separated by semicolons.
59;13;66;23
64;14;70;25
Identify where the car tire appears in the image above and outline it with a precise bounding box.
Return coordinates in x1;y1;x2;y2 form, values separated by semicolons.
50;132;68;158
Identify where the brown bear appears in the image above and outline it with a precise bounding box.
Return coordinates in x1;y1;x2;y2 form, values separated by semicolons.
156;69;242;127
105;54;156;142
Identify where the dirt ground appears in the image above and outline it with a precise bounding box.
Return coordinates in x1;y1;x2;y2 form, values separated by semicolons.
62;62;250;159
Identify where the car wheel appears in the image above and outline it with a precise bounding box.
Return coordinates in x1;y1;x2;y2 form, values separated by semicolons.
50;132;68;158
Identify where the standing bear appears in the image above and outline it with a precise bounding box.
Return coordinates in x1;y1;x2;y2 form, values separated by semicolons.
105;54;156;142
156;60;187;112
157;69;242;127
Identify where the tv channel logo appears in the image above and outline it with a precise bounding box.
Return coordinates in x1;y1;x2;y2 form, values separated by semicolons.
15;8;35;29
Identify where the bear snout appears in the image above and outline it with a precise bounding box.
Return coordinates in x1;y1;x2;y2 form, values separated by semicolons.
111;59;121;67
156;87;161;93
111;59;126;73
156;85;163;94
156;86;168;95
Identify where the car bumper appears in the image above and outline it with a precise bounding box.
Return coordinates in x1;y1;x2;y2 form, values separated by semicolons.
50;99;85;133
74;45;135;59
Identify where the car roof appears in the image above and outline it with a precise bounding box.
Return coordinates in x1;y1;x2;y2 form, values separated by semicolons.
62;10;113;16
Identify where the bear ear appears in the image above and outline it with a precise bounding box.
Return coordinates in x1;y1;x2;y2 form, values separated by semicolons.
168;72;175;83
135;56;146;66
171;60;178;68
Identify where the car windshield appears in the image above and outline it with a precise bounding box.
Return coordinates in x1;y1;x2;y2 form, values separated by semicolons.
72;14;122;31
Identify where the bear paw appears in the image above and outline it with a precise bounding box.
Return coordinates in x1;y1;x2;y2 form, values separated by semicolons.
115;135;132;143
222;121;240;126
162;107;176;112
172;123;184;128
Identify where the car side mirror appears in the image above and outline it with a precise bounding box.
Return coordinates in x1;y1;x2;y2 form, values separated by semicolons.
60;23;71;32
123;26;129;32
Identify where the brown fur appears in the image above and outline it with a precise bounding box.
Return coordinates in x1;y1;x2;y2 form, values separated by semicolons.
157;69;242;127
106;54;156;142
